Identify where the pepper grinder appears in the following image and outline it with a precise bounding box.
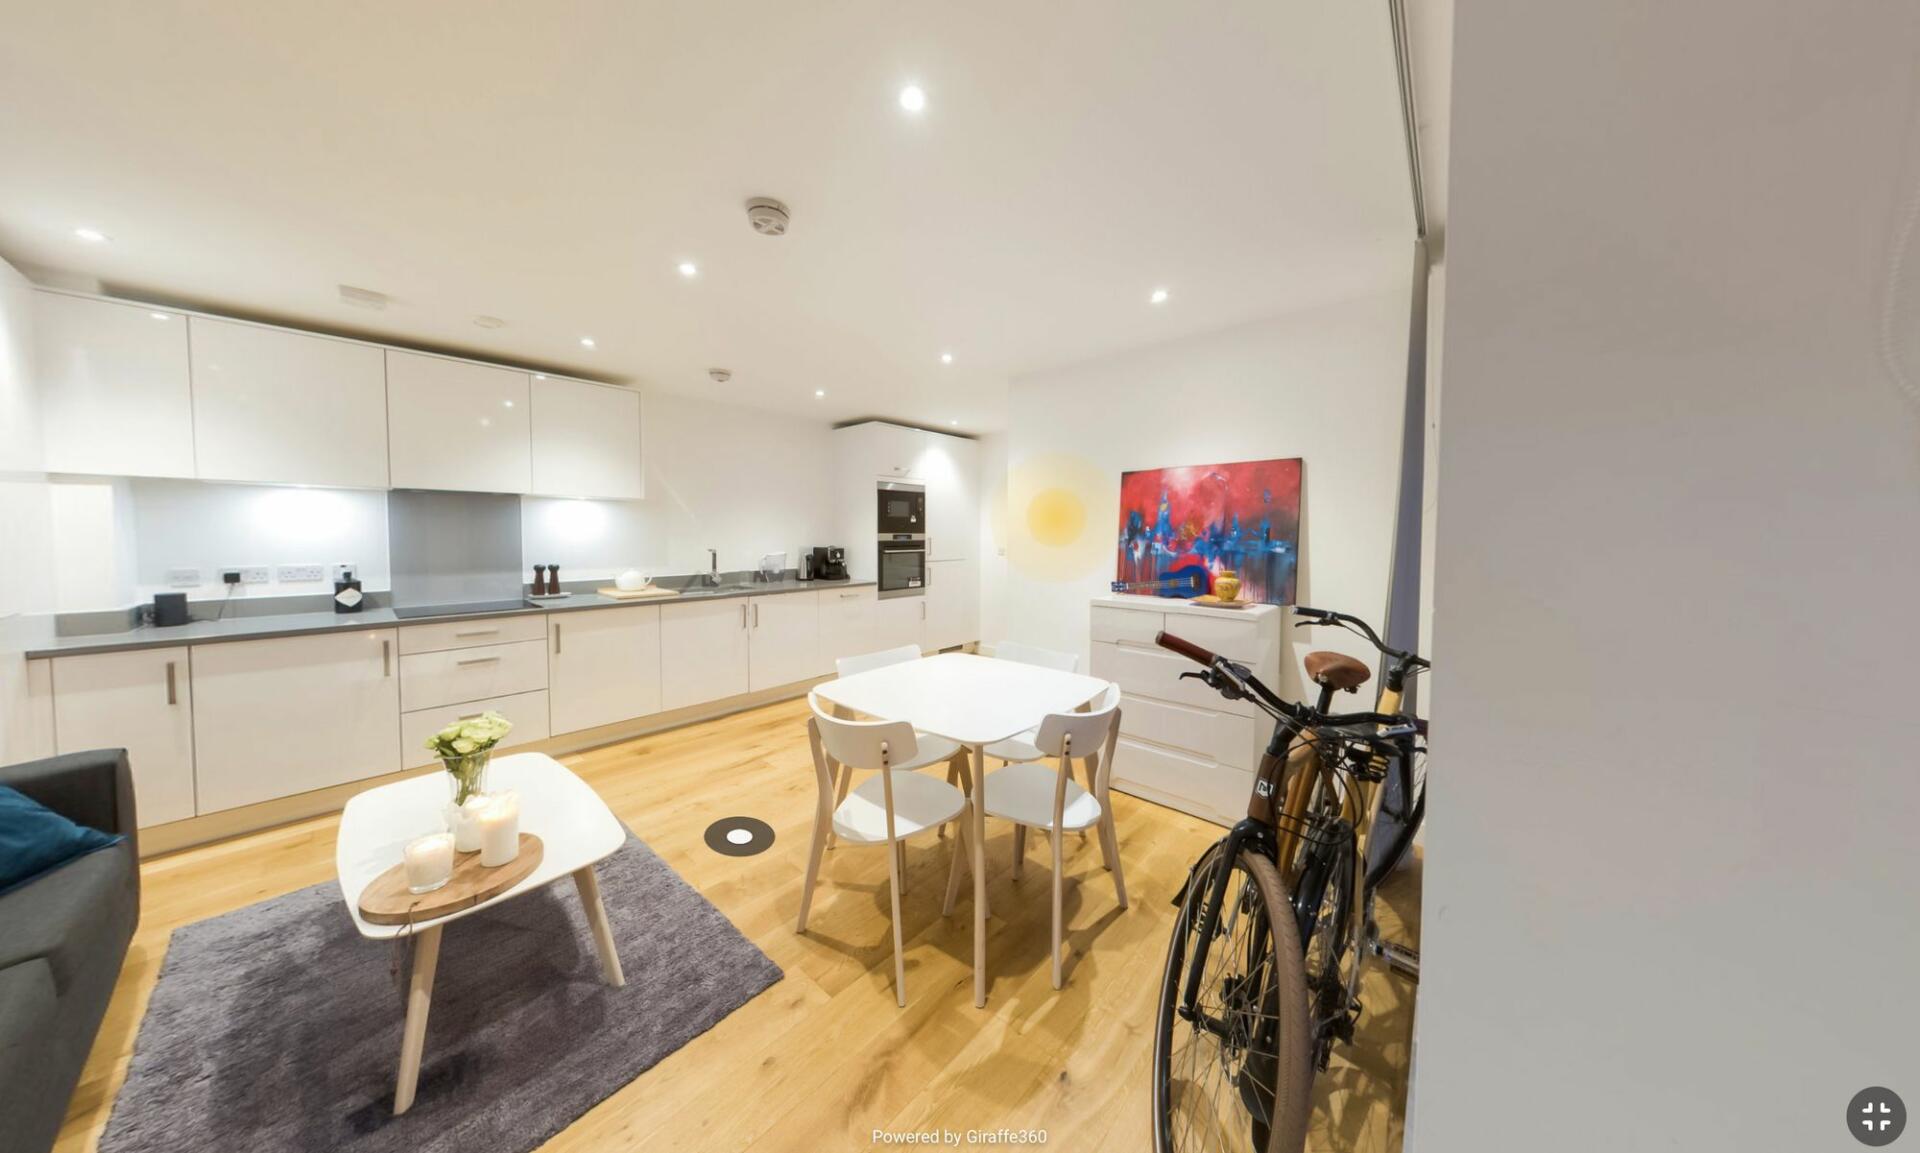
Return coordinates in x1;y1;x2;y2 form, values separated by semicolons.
547;564;561;594
533;564;548;596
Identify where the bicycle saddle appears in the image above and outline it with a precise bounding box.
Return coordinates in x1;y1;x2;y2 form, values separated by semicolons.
1305;650;1371;692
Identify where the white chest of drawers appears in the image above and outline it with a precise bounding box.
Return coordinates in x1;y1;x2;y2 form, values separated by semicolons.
1089;595;1284;826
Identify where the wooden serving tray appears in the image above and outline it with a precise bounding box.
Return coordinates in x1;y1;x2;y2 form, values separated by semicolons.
1191;595;1255;609
357;834;545;925
595;585;681;600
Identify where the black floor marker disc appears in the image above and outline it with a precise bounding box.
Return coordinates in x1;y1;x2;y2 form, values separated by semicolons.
704;816;775;857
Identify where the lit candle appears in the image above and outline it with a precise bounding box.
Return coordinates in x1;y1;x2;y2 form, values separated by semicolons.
446;794;491;853
478;791;520;867
403;833;455;894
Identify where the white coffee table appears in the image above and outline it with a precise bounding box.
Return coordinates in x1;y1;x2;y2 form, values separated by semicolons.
336;752;627;1114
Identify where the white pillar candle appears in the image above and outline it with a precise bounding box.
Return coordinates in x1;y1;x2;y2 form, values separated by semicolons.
478;791;521;867
445;795;491;853
403;833;455;894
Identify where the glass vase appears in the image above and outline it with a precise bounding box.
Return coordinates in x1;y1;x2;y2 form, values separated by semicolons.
442;750;492;806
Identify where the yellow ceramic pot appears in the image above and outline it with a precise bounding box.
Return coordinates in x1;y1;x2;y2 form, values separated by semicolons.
1213;570;1241;602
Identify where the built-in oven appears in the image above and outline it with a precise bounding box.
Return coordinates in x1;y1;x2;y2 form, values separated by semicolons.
877;538;927;598
877;481;925;536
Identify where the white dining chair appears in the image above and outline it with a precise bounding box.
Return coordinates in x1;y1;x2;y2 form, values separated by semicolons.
990;640;1081;673
798;693;971;1007
827;645;970;845
979;693;1127;988
985;681;1120;841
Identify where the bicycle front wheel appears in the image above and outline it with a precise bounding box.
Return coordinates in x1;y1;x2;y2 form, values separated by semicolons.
1153;842;1313;1153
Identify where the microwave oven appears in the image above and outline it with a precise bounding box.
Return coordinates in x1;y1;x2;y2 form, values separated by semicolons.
877;481;925;537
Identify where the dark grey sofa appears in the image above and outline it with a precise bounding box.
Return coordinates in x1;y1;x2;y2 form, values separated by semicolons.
0;750;140;1153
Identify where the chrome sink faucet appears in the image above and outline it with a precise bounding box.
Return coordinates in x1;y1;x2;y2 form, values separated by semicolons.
705;548;721;587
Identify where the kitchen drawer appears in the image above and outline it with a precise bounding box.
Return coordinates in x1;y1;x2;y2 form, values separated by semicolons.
400;638;548;710
398;613;547;655
1090;604;1163;646
1119;691;1261;771
1091;641;1263;719
402;690;550;769
1157;612;1272;666
1109;737;1254;828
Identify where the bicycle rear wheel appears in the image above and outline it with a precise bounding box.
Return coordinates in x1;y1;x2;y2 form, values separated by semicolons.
1153;842;1313;1153
1365;751;1424;888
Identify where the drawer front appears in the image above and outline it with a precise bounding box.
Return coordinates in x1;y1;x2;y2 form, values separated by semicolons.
1109;737;1253;827
1159;613;1271;666
402;690;551;769
1090;604;1163;646
1119;692;1261;770
400;638;548;710
1091;641;1263;719
398;613;548;655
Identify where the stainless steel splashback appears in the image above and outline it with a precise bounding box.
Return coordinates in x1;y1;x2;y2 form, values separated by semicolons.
387;489;525;609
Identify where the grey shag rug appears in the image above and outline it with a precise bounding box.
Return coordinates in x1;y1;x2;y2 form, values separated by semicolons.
100;837;781;1153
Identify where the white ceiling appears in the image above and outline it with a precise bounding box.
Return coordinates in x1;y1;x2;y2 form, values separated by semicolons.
0;2;1414;433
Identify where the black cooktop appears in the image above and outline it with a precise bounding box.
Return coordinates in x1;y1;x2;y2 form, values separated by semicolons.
390;599;536;620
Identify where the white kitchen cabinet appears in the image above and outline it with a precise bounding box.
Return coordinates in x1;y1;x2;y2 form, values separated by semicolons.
192;629;401;813
748;591;820;691
873;595;927;654
844;421;927;479
919;433;978;561
530;376;643;499
50;647;196;827
385;350;531;493
399;638;548;711
924;558;978;651
549;605;662;734
659;599;750;711
188;317;389;488
401;690;550;770
33;291;196;478
817;585;877;670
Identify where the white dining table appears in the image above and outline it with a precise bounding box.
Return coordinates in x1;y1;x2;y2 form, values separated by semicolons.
811;651;1113;1006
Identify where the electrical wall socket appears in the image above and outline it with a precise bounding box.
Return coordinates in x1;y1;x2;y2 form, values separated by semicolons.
226;565;271;585
275;564;327;583
165;567;201;588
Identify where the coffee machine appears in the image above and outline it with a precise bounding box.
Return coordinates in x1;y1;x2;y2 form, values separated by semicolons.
810;546;848;581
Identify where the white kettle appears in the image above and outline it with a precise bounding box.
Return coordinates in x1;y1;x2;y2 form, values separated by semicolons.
614;569;649;591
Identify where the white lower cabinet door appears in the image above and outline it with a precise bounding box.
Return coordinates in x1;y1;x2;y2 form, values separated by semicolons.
748;592;820;691
873;595;928;654
192;630;402;813
402;691;551;769
659;599;751;711
818;586;877;670
50;647;197;827
923;558;977;651
549;606;662;734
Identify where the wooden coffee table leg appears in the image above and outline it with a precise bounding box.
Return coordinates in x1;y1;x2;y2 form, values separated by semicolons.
393;923;443;1115
574;865;626;987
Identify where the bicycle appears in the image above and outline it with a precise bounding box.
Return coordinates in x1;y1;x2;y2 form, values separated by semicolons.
1149;607;1429;1153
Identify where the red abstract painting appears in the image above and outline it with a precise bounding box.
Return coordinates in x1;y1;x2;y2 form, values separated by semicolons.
1116;457;1303;603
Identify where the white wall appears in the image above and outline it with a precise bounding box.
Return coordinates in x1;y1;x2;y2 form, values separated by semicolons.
997;288;1412;698
524;390;834;581
0;255;56;763
975;431;1010;644
127;479;391;602
1408;4;1920;1151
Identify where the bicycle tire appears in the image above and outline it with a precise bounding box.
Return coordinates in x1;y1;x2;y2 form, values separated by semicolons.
1365;764;1423;888
1153;842;1313;1153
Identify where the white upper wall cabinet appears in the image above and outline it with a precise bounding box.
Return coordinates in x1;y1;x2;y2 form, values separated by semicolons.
386;350;532;493
33;291;196;478
188;317;389;488
530;375;642;499
919;433;978;561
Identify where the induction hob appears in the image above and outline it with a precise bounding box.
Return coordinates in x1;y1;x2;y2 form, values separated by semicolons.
390;599;537;620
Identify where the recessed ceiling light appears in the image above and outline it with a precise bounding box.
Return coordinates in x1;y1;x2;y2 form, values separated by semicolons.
678;261;698;278
949;419;959;426
940;352;953;365
73;227;108;243
1150;287;1170;305
579;337;596;348
503;400;515;408
534;373;547;379
814;389;826;398
148;312;169;321
898;84;927;113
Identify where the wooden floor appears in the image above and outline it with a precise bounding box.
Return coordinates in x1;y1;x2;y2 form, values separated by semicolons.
55;696;1421;1152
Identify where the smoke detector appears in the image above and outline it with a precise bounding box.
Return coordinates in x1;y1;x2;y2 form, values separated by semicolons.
745;197;790;236
708;368;733;384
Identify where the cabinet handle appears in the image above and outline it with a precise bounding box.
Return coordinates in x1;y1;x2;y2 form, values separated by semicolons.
165;661;177;705
383;640;392;677
459;712;483;720
554;623;562;655
754;603;760;628
454;628;500;638
456;655;502;666
921;601;927;621
740;603;748;629
841;592;859;599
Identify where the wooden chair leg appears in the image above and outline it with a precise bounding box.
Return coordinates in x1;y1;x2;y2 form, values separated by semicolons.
1012;824;1026;881
1100;808;1128;909
796;802;829;932
896;839;909;892
1051;823;1066;989
1078;757;1093;841
941;762;958;837
885;834;908;1007
943;809;969;916
827;763;851;849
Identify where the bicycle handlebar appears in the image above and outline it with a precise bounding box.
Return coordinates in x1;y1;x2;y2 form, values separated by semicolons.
1153;631;1219;666
1293;605;1431;670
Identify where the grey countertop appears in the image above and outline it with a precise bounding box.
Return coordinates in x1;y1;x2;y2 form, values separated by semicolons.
24;578;875;659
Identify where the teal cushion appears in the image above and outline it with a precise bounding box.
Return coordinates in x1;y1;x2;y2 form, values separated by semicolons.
0;785;122;895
